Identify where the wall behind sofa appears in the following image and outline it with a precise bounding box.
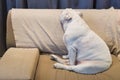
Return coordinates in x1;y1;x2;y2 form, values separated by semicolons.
0;0;120;56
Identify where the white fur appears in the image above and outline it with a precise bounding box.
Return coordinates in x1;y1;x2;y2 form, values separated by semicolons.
51;9;112;74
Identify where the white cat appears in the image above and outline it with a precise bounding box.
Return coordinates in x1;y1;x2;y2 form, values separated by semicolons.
51;9;112;74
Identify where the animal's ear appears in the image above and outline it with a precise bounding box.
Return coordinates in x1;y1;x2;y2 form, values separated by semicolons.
77;11;83;17
64;13;72;21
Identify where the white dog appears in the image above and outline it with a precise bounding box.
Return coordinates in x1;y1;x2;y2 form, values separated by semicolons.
51;9;112;74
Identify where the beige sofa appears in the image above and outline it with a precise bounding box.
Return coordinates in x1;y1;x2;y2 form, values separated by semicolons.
0;9;120;80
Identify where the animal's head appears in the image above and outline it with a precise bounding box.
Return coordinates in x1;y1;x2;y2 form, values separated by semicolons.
60;8;83;24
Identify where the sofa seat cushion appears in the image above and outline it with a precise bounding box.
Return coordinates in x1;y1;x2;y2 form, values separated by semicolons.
35;54;120;80
0;48;39;80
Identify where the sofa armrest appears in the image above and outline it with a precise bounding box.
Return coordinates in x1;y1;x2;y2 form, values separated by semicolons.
0;48;39;80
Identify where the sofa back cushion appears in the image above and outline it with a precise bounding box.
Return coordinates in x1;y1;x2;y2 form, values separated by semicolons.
6;9;120;55
81;9;120;56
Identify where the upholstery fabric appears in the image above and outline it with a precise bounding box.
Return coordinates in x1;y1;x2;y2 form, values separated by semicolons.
0;48;39;80
8;9;120;55
11;9;67;55
5;9;120;80
80;9;120;56
6;10;16;48
35;54;120;80
0;0;119;57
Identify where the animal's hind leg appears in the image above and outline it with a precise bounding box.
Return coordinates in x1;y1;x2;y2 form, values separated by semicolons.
71;61;110;74
54;61;110;74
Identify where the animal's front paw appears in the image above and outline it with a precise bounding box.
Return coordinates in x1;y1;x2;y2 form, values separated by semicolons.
50;54;57;61
62;55;69;59
54;63;63;69
64;60;70;65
